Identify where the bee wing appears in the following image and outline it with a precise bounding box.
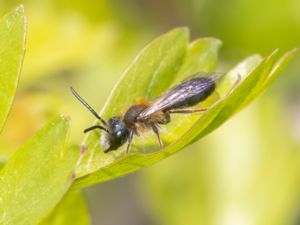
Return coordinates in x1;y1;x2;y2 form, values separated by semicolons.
138;72;223;119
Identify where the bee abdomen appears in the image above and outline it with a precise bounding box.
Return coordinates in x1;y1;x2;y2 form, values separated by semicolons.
167;77;215;109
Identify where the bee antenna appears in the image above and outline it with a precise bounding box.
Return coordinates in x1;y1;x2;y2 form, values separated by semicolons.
70;87;107;126
84;125;110;134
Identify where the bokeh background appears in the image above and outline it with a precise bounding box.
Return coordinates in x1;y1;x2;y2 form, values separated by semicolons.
1;0;300;225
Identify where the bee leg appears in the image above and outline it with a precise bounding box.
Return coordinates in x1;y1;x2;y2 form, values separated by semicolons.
151;123;163;150
169;108;207;114
126;130;134;154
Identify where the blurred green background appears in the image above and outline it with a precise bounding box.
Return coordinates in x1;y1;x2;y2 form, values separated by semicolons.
1;0;300;224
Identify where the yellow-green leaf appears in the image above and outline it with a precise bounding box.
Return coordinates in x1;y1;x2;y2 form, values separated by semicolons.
40;191;90;225
70;28;296;189
0;5;26;132
0;117;79;225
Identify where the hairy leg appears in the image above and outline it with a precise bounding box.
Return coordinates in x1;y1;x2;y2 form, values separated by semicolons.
126;130;134;154
169;108;207;114
151;123;163;149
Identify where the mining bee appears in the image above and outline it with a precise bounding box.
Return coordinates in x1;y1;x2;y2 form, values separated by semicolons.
71;72;239;154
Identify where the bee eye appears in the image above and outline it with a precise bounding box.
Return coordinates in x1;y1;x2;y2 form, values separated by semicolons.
116;131;122;136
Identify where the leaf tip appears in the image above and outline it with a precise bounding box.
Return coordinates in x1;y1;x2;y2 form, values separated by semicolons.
215;38;222;47
53;115;70;132
288;48;298;56
167;26;190;39
59;115;71;123
268;48;279;57
190;37;223;50
16;5;25;14
279;48;298;63
175;26;189;33
208;37;222;47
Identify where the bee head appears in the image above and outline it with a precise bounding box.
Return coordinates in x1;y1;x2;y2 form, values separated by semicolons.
70;87;130;153
101;117;129;153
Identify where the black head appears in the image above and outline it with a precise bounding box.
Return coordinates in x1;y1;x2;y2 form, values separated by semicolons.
70;87;129;153
101;117;129;153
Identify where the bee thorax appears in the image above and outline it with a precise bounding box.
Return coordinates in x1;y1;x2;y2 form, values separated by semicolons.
123;104;148;127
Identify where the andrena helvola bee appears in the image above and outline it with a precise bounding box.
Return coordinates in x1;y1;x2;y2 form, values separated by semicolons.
71;72;239;154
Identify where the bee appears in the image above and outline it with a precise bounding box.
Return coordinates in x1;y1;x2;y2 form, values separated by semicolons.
71;72;238;154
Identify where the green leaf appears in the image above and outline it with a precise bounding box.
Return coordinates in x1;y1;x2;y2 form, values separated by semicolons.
74;102;223;189
39;191;90;225
75;27;190;177
0;5;26;132
72;28;296;189
176;38;222;79
0;160;5;170
198;49;296;138
0;117;80;225
106;27;189;114
248;48;298;103
73;28;222;188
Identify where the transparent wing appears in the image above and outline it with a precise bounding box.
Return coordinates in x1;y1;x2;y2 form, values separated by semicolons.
138;72;223;119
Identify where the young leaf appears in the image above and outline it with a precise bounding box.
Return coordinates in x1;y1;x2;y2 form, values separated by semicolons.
73;28;222;188
72;28;296;189
198;49;296;139
176;38;222;79
0;117;80;225
0;5;26;132
75;28;190;177
39;191;90;225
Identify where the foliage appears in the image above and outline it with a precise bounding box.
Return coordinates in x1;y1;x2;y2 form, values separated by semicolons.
0;5;25;132
0;116;79;225
72;28;296;189
40;191;90;225
0;7;81;225
0;5;296;225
